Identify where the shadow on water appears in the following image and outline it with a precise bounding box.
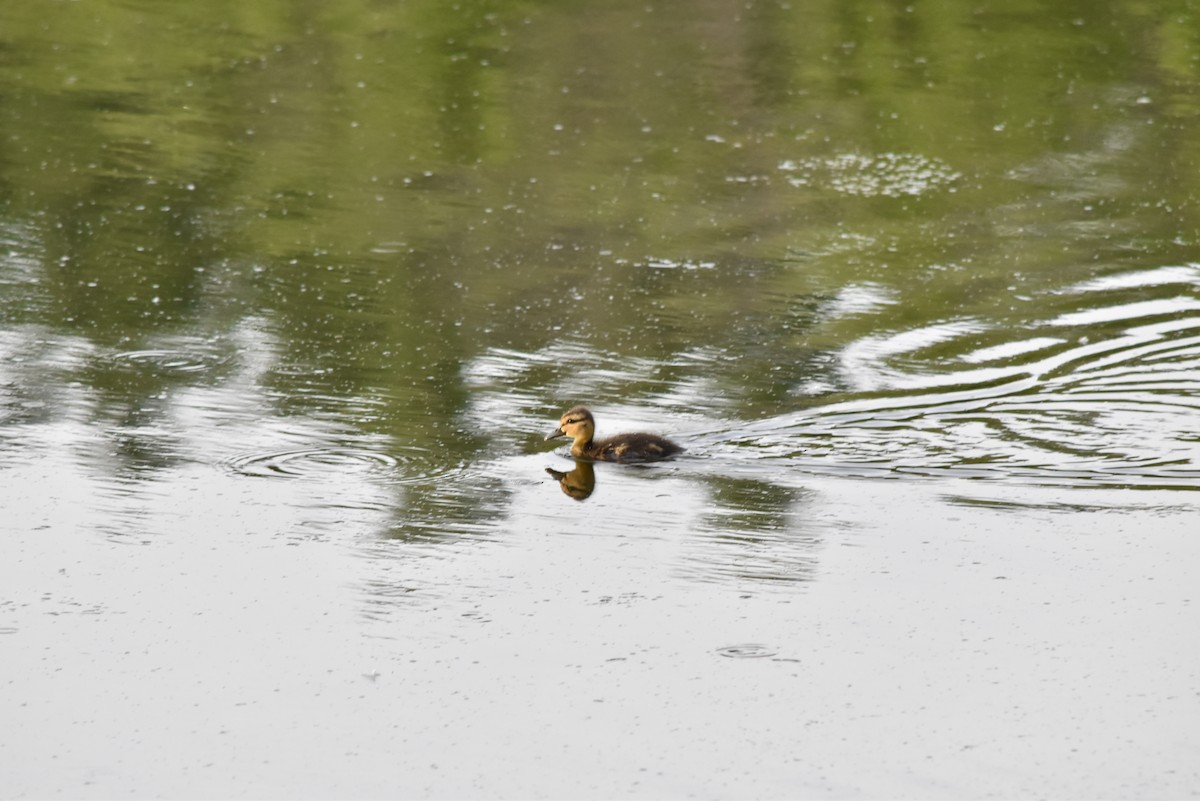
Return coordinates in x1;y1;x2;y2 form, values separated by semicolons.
679;477;819;587
544;459;819;585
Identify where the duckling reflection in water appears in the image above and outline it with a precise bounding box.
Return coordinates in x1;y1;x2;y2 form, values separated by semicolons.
545;460;596;501
544;406;683;463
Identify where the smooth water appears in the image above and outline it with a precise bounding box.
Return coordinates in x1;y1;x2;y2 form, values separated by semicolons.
2;1;1199;797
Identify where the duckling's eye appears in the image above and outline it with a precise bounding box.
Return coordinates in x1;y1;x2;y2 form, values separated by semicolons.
566;418;579;425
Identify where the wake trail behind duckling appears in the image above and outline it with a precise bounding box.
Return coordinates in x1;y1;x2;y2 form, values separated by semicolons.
695;311;1200;490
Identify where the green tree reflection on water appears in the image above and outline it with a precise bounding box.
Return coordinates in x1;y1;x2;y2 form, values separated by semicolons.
1;0;1198;464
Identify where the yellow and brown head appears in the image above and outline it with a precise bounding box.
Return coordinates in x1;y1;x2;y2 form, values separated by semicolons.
545;406;596;449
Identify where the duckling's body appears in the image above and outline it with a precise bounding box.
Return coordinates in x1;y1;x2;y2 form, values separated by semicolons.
545;406;683;463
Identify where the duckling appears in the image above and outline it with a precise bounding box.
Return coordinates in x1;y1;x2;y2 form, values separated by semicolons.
545;406;683;463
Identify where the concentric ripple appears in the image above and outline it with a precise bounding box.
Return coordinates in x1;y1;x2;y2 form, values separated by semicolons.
111;348;222;373
223;444;472;488
716;643;778;659
225;447;400;480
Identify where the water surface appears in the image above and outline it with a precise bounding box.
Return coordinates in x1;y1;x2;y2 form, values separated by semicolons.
2;0;1199;797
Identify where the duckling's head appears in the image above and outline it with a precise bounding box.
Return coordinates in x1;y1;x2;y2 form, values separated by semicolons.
545;406;595;451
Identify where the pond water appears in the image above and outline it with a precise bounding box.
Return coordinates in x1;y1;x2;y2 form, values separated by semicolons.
2;0;1199;797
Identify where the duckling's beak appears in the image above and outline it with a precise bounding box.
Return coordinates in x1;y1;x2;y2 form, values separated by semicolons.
545;425;566;441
